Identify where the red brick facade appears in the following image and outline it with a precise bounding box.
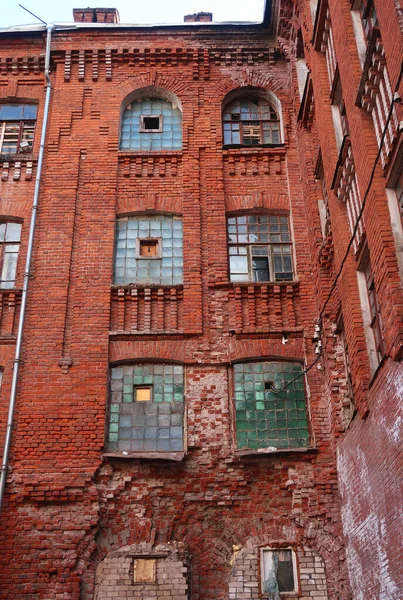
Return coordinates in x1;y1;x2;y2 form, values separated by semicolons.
0;0;401;598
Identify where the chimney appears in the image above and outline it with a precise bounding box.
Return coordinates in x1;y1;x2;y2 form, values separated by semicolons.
184;12;213;23
73;8;120;23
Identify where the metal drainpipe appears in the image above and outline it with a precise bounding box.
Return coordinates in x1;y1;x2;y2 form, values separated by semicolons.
0;23;55;513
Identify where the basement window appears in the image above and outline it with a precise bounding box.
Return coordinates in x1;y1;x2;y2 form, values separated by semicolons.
0;104;37;154
261;548;298;596
108;364;184;454
233;361;309;451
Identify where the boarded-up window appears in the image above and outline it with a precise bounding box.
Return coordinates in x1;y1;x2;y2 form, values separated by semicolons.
133;559;156;583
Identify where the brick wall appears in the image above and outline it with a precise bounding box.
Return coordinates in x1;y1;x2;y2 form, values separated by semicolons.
0;7;355;599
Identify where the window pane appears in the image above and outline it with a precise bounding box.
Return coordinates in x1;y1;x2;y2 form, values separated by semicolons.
252;257;269;281
0;105;24;120
230;255;248;274
5;223;21;242
1;246;18;287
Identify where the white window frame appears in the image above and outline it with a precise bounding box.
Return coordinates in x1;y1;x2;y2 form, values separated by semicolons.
260;547;299;596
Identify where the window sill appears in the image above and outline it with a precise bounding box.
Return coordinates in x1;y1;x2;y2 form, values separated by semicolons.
235;447;317;457
103;451;185;462
223;144;285;153
0;153;36;162
209;280;299;289
118;150;182;158
111;283;184;290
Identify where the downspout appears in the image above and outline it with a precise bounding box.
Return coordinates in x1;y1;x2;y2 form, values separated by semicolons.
0;23;55;513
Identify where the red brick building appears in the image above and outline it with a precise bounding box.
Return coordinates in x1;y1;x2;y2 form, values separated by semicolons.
0;0;401;598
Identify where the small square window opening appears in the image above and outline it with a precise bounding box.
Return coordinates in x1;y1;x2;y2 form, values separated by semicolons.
140;115;163;132
138;238;160;258
135;386;153;402
133;558;156;583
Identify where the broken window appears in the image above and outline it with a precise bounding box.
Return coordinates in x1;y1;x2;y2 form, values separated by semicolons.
227;215;294;283
120;97;182;151
114;215;183;286
223;97;281;146
0;222;22;289
234;361;309;450
261;549;298;597
108;364;184;453
0;104;37;154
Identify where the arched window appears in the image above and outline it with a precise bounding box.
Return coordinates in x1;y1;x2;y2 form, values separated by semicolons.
223;96;281;146
120;96;182;151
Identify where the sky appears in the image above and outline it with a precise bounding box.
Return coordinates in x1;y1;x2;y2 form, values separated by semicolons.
2;0;266;28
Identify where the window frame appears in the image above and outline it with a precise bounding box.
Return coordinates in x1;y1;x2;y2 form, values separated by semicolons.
0;222;22;289
357;252;384;374
0;104;37;155
227;214;294;284
231;360;311;454
260;547;299;597
222;96;282;147
114;215;183;287
106;363;186;457
139;114;163;133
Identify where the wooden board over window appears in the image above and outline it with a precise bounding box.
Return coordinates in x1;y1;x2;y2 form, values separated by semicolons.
133;558;156;583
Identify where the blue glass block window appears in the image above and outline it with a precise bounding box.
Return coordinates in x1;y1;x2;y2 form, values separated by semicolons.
114;215;183;286
108;364;184;453
120;97;182;151
234;361;309;450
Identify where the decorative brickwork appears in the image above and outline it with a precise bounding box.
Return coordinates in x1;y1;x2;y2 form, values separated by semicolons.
1;0;401;597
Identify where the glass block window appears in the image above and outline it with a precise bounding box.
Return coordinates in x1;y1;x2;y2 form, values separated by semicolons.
0;222;22;289
114;215;183;286
234;361;309;450
0;104;37;154
120;97;182;151
261;549;298;596
223;97;281;146
227;215;293;282
108;364;184;453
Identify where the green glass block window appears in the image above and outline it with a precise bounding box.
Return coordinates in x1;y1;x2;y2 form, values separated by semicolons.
114;215;183;286
120;97;182;151
234;361;309;450
108;364;184;453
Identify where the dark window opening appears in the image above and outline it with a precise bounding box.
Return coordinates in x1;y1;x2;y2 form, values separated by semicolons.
143;116;161;130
